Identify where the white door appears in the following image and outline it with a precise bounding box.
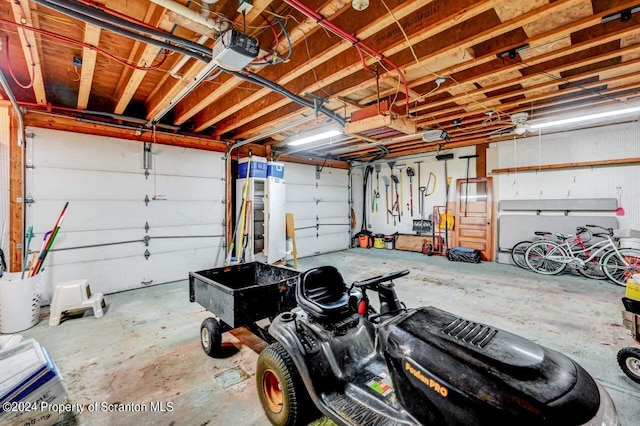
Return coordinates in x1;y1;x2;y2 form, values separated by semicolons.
26;128;225;303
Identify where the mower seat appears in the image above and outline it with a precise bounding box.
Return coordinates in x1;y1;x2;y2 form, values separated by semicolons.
297;266;351;322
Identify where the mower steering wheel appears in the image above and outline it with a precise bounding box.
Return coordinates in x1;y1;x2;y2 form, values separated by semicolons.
353;269;410;289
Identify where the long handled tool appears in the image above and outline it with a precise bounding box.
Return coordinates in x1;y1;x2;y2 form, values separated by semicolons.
30;202;69;277
382;175;390;224
406;167;415;216
460;154;479;217
396;164;405;216
390;174;401;224
226;152;252;265
413;172;436;234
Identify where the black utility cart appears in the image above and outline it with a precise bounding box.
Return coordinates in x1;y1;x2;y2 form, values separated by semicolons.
189;262;300;357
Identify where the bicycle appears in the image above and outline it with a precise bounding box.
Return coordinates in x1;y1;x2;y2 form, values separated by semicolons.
512;227;605;279
511;231;554;269
524;225;640;286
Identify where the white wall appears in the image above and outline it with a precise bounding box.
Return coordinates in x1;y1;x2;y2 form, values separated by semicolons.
351;146;478;236
488;121;640;231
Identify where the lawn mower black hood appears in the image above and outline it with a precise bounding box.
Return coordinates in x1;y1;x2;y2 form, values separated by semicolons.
381;307;600;425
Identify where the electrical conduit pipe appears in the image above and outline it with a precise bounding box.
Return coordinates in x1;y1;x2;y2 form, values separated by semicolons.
282;0;410;113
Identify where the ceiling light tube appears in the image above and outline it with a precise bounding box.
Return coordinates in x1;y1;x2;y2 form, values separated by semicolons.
288;129;343;146
529;106;640;130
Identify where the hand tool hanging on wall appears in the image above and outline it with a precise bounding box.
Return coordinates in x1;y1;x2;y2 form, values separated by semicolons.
373;164;381;213
382;175;390;224
459;154;479;217
413;172;436;234
390;174;401;224
396;164;405;216
226;151;252;265
30;202;69;277
406;167;415;216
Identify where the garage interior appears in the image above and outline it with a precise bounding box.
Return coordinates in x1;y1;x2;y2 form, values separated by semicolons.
0;0;640;425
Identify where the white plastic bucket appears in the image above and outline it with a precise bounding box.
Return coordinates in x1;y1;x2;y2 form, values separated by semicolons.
0;271;45;334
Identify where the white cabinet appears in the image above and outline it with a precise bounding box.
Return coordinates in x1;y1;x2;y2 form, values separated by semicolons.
236;177;286;264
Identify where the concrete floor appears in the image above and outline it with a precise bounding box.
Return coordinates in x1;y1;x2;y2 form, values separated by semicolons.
14;248;640;425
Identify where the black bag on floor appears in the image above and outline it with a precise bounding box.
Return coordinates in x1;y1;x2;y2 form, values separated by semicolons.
446;246;482;263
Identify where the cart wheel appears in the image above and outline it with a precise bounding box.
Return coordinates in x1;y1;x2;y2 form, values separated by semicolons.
257;343;317;426
200;317;222;358
618;347;640;384
426;244;433;256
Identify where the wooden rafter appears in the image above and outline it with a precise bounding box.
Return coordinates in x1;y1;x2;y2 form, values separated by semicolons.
173;0;351;127
113;3;164;115
147;0;298;125
77;24;101;110
10;0;46;104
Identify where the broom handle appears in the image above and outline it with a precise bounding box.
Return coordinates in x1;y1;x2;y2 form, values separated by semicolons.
29;202;68;277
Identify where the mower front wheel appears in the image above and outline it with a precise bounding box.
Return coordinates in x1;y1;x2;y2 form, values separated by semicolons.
618;347;640;384
257;343;317;426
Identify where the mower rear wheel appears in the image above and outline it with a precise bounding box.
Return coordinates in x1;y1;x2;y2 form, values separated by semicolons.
618;347;640;384
257;343;316;426
200;317;222;358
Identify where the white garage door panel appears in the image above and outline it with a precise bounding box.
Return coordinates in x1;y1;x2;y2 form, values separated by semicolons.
151;175;224;200
145;201;224;227
153;145;224;178
317;185;348;200
144;223;222;236
283;163;349;260
30;128;142;172
28;128;223;300
316;202;347;217
286;164;316;184
31;168;149;200
286;184;315;203
318;169;348;185
29;201;148;232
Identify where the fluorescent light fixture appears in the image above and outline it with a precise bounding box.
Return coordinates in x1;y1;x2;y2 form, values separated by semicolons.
288;129;343;146
529;106;640;130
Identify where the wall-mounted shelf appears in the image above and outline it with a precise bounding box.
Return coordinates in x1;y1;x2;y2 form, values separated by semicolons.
491;157;640;174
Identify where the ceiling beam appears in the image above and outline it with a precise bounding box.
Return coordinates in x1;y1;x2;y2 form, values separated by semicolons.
113;3;165;115
10;0;47;104
175;0;356;126
77;24;101;110
202;0;497;136
160;0;332;125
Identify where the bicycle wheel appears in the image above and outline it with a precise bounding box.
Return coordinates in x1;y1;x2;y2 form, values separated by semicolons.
601;248;640;286
510;240;532;269
576;253;607;280
525;241;567;275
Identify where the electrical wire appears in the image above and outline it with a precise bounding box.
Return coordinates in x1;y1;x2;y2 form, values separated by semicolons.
0;19;171;71
283;0;410;114
4;36;35;89
379;0;502;118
